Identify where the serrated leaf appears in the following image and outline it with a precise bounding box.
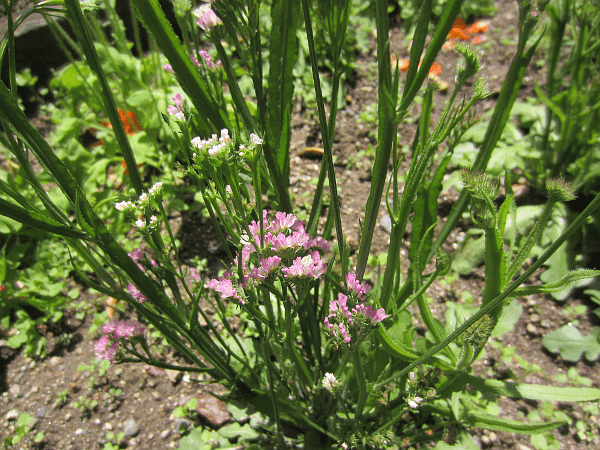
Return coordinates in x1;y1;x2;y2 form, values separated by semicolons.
542;324;600;362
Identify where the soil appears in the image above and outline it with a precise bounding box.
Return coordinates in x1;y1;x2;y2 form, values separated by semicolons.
2;1;600;449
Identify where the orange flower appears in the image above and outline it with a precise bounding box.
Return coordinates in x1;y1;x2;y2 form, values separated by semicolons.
448;18;470;41
398;59;442;77
470;35;487;45
121;160;144;176
442;40;455;50
118;110;142;135
467;20;489;34
428;62;442;77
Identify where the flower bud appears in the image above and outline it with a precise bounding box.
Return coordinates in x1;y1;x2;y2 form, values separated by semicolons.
455;42;483;87
546;177;576;202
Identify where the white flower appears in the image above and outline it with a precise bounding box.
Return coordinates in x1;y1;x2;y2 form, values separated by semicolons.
322;373;339;392
220;128;231;143
149;182;163;197
115;201;134;212
250;133;263;145
408;397;423;409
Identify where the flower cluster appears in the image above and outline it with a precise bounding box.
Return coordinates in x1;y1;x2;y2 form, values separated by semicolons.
238;133;264;162
126;248;160;304
322;373;341;392
444;18;489;48
191;129;233;164
94;320;145;363
205;210;330;305
191;50;222;70
167;93;185;121
115;182;163;231
193;4;222;31
323;273;386;346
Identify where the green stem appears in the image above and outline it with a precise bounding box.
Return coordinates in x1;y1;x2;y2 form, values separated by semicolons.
353;348;367;421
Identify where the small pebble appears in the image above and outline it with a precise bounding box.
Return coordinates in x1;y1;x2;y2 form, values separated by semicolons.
37;407;47;418
161;429;171;440
104;422;113;431
123;418;139;437
49;356;61;366
5;409;20;421
380;214;392;233
9;385;21;398
64;413;72;421
74;428;85;435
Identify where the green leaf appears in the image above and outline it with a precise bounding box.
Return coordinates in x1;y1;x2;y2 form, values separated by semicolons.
542;325;600;362
512;270;600;297
464;412;565;435
452;228;485;275
177;427;213;450
377;315;420;361
491;299;522;338
464;373;600;401
16;412;32;427
217;423;259;440
432;431;480;450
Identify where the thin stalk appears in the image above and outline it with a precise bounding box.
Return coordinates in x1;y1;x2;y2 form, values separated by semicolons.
355;0;397;280
301;0;346;276
353;348;367;421
2;0;18;96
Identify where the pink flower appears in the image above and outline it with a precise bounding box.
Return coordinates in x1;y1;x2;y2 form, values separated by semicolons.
271;231;310;258
198;50;214;69
112;320;145;339
305;236;331;253
206;278;245;304
94;335;119;363
346;273;371;300
167;93;185;121
250;256;282;281
95;320;145;363
338;323;351;343
268;211;298;234
127;282;147;303
352;303;388;324
282;252;326;280
190;267;201;282
194;4;222;30
129;248;144;262
163;63;174;74
329;293;352;321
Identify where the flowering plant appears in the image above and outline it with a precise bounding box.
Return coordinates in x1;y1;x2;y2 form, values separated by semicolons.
1;0;600;448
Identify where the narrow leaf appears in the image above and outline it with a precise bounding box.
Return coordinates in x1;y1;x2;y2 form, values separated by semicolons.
464;373;600;401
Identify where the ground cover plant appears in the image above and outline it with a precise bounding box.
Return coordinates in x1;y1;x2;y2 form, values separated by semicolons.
1;0;600;449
